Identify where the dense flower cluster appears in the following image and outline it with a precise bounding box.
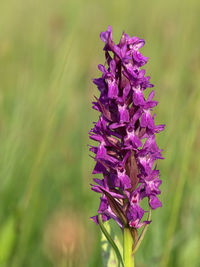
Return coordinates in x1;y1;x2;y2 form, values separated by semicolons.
89;26;165;229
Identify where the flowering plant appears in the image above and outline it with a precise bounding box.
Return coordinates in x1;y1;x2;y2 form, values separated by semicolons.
89;26;165;266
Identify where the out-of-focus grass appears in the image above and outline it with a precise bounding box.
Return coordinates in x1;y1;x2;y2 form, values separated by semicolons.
0;0;199;266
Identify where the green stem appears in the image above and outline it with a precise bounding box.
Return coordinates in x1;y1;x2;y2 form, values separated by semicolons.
123;228;134;267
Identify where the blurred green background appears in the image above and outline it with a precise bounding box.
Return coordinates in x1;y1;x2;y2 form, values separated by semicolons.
0;0;200;266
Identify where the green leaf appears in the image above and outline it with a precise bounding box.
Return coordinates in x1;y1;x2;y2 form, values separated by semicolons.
98;214;124;267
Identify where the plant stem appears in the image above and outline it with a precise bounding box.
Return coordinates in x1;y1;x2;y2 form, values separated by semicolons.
123;228;134;267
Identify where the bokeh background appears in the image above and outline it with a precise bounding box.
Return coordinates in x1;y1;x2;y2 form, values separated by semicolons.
0;0;200;266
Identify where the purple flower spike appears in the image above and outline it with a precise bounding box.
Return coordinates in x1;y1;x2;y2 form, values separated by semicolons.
89;26;165;230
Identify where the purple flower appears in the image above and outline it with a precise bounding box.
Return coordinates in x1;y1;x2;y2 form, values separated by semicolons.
89;26;165;230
